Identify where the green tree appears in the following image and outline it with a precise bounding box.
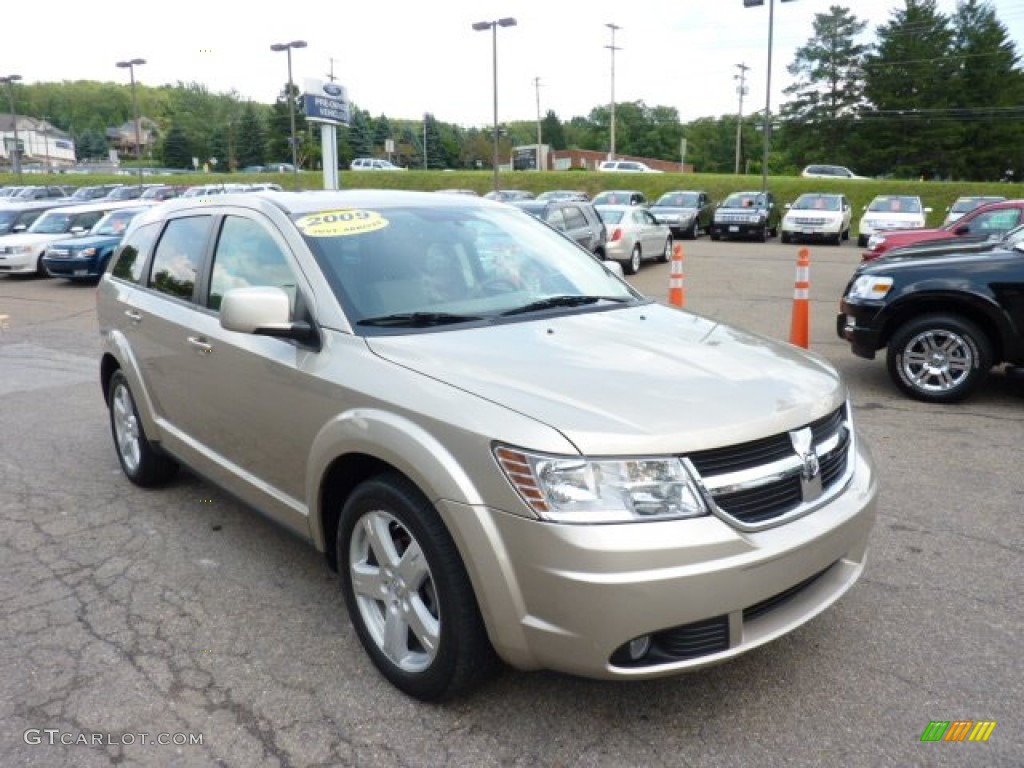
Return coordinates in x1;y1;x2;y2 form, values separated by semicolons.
160;124;191;168
208;131;229;173
541;110;566;150
266;82;306;165
424;113;446;169
372;114;393;152
346;107;373;158
236;103;266;168
779;5;869;171
947;0;1024;180
861;0;958;178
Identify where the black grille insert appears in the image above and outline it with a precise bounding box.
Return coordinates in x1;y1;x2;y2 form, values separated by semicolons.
743;563;834;622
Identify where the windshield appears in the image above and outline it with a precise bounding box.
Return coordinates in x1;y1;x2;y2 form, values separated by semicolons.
654;192;698;208
91;209;139;236
296;204;640;333
868;196;921;213
29;211;74;234
722;193;763;208
0;209;21;234
69;187;106;200
792;194;841;211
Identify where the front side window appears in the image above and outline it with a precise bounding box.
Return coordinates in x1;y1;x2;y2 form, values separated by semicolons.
207;216;299;312
112;222;161;284
71;211;105;231
148;216;213;301
967;209;1021;233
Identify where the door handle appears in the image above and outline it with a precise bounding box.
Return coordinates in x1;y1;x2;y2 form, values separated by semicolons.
124;309;143;322
187;336;213;354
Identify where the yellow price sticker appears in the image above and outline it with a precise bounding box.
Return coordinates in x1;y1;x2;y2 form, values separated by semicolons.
295;209;389;237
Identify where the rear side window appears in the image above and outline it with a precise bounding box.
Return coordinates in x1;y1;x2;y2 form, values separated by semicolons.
544;208;567;231
111;222;161;283
563;206;587;230
148;216;213;301
71;210;105;231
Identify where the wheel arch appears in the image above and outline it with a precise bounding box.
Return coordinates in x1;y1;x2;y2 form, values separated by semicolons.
879;295;1007;364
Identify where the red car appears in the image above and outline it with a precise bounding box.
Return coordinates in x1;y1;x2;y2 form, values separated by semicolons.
861;198;1024;261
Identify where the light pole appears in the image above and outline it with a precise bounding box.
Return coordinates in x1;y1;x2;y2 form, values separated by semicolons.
270;40;307;190
116;59;146;184
472;17;517;192
605;23;622;161
734;63;749;175
743;0;796;192
534;76;543;171
1;74;24;184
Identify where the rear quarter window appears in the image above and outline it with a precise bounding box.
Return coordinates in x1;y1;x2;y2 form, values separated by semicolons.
111;222;162;283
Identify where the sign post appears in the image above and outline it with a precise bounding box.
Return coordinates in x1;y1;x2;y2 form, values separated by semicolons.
303;78;350;191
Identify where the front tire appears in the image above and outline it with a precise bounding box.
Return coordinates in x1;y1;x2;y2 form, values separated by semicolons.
857;234;868;248
885;314;993;403
658;237;673;263
337;473;497;700
107;370;178;486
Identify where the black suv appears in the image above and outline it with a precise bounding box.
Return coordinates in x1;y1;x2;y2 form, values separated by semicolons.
837;231;1024;403
509;199;607;259
710;190;781;242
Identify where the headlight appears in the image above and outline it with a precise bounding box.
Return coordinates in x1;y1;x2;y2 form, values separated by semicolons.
494;446;709;524
16;245;35;254
79;248;98;257
848;275;893;301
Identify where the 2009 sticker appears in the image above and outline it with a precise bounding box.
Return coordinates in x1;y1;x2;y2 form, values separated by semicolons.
296;209;389;237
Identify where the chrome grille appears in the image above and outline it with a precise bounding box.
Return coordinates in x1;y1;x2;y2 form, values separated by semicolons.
686;404;853;528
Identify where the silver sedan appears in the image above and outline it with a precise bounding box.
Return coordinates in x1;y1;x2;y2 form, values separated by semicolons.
595;204;673;274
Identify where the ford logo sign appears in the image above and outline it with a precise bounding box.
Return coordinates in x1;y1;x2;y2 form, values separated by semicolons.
323;83;343;97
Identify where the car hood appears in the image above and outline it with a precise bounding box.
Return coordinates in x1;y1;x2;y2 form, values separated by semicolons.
365;304;844;456
56;234;123;250
0;232;71;248
883;235;1004;260
857;245;1023;275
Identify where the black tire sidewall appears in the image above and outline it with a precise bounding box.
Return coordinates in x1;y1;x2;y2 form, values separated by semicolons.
886;315;992;403
336;474;488;700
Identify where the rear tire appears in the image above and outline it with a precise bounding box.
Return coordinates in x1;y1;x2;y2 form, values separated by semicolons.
885;313;993;403
337;473;497;700
622;244;642;275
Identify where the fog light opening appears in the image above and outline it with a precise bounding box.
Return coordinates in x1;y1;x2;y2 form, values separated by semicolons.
628;635;652;661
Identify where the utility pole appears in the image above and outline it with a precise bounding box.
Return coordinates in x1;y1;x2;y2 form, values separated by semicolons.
605;23;622;161
734;63;750;175
533;76;543;170
326;58;338;83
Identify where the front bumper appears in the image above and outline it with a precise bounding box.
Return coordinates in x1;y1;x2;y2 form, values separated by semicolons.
711;220;764;239
836;299;886;358
42;254;103;279
0;250;41;273
445;438;878;680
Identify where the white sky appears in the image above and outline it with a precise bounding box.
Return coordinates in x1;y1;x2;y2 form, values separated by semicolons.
6;1;1024;127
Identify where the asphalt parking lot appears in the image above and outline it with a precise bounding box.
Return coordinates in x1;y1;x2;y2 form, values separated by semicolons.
1;237;1021;767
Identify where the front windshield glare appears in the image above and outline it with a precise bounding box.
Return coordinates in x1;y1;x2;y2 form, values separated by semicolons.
297;205;639;330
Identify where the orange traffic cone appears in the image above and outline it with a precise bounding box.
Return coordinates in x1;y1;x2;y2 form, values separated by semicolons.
789;248;810;348
668;243;685;307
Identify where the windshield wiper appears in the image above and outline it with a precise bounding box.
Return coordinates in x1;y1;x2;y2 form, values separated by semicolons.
499;295;631;317
357;312;484;328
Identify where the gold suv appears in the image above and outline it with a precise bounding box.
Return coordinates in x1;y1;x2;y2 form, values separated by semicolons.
97;190;878;700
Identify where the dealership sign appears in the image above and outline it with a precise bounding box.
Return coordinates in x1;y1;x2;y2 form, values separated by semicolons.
303;79;350;126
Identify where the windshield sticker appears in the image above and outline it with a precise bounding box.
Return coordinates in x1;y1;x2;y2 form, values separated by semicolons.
296;210;388;237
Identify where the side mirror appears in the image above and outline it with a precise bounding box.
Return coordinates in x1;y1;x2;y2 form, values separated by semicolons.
12;224;27;233
70;227;87;235
924;207;933;213
221;286;317;344
602;260;625;278
784;203;792;210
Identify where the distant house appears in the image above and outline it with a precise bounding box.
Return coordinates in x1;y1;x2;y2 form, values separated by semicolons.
0;114;76;169
106;117;159;159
